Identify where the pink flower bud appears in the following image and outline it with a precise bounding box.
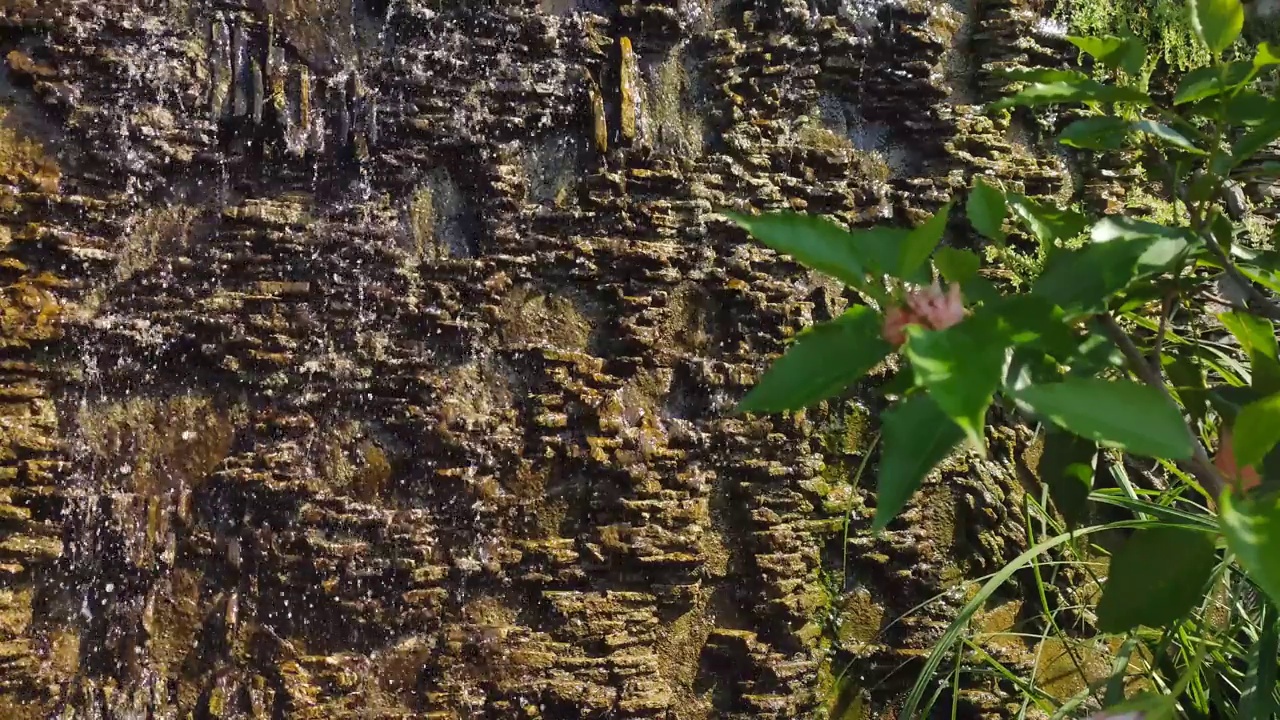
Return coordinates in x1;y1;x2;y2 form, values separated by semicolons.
882;304;920;347
882;282;966;348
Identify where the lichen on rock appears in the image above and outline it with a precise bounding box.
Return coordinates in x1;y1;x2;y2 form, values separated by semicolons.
0;0;1104;717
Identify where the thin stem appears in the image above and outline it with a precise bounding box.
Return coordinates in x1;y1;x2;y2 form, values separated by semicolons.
1152;290;1175;371
1097;314;1226;499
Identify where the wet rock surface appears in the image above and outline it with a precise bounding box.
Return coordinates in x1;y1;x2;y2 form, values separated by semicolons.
0;0;1080;717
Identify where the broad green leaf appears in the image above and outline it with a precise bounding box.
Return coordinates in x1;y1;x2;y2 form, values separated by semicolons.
1006;192;1087;247
934;246;981;283
873;394;964;531
1011;379;1194;459
736;307;891;413
904;314;1008;452
1233;392;1280;469
989;80;1151;111
1256;41;1280;68
1033;240;1156;313
1095;526;1217;632
1210;208;1237;253
1221;488;1280;609
1223;89;1276;127
1209;385;1271;423
1227;117;1280;172
966;177;1007;242
1131;119;1205;154
1004;347;1066;400
1067;34;1147;76
1032;217;1195;313
1090;216;1194;272
1175;61;1253;105
1091;215;1189;243
1058;116;1131;150
849;226;912;279
991;294;1079;358
899;203;952;280
1038;431;1096;528
1166;352;1208;425
1190;0;1244;55
725;211;866;288
1220;311;1280;395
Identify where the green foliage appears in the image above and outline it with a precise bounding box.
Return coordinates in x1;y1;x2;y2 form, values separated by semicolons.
903;314;1006;451
1069;34;1148;76
1233;393;1280;468
1059;0;1210;70
1221;489;1280;608
1012;378;1194;459
726;0;1280;714
966;177;1007;242
871;394;964;531
1095;526;1218;632
1037;430;1097;527
1189;0;1243;56
735;307;890;414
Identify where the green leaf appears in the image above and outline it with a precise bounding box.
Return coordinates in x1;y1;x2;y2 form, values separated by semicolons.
1175;61;1253;105
1006;192;1087;247
1166;352;1209;425
904;314;1009;452
988;80;1151;111
991;294;1079;358
1058;116;1132;150
1233;392;1280;469
1068;34;1147;76
1209;385;1270;423
873;394;965;531
1090;215;1186;243
934;247;981;283
848;226;913;279
1221;488;1280;609
1095;526;1217;632
1256;41;1280;68
1010;379;1194;459
1038;430;1096;528
1219;311;1280;395
1227;117;1280;172
899;203;952;280
1033;240;1157;313
1131;119;1205;154
1067;330;1127;377
1223;90;1276;127
736;307;891;413
1190;0;1244;55
725;211;867;288
1031;217;1191;313
966;177;1007;242
1091;216;1194;271
1210;208;1237;253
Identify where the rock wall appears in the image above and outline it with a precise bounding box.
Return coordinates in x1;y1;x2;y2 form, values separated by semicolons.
0;0;1088;717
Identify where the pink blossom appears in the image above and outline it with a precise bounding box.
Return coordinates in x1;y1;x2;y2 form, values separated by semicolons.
881;304;919;346
882;282;966;347
1214;424;1262;492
